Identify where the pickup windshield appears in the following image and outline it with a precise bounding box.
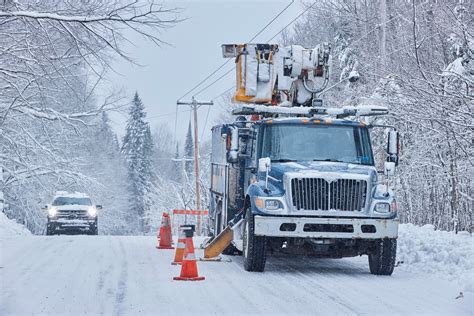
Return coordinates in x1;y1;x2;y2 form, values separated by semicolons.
53;197;92;206
260;124;374;165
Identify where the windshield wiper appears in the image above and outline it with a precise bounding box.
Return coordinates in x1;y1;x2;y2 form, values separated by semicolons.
313;158;344;163
272;158;297;162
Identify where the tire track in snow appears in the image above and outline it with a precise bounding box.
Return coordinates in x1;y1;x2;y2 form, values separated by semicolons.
3;237;66;296
113;237;128;316
274;257;370;314
233;255;355;314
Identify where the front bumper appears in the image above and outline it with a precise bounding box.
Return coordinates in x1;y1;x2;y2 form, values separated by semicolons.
48;218;96;231
254;216;398;239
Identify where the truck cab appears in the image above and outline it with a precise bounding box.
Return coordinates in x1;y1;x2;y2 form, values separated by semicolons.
45;192;101;235
210;114;400;274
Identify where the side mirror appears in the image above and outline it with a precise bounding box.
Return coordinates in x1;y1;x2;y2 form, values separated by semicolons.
96;205;103;210
258;157;271;192
258;157;271;173
41;204;48;210
226;126;239;163
384;161;395;177
387;130;400;166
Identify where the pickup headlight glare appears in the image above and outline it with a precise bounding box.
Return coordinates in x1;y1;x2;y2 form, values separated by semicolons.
88;206;97;217
48;207;57;217
265;199;282;210
375;203;390;213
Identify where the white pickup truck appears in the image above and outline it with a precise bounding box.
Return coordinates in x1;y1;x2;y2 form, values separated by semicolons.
44;192;101;235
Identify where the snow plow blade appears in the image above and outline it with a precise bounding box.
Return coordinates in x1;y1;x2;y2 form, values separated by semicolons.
203;226;234;260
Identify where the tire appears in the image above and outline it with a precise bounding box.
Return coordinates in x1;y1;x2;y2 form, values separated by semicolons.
369;238;397;275
46;224;53;236
90;226;98;235
243;207;266;272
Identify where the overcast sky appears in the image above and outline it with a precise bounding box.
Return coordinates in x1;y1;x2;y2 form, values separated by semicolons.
107;0;303;145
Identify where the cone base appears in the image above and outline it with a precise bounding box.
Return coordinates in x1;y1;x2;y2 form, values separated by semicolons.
156;246;175;249
173;276;205;281
200;256;222;262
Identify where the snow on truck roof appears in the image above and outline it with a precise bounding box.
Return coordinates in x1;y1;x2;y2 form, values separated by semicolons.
255;117;367;126
211;117;367;131
54;191;90;199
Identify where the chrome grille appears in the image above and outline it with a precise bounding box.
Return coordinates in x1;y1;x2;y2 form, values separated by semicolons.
57;210;88;218
291;178;367;211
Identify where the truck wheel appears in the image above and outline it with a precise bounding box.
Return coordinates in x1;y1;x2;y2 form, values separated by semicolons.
369;238;397;275
243;208;266;272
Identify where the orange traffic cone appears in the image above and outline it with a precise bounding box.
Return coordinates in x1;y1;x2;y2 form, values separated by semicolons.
171;225;187;265
156;212;174;249
174;226;205;281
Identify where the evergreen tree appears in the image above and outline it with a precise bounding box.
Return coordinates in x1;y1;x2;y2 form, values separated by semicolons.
184;120;194;180
174;142;182;184
121;92;156;233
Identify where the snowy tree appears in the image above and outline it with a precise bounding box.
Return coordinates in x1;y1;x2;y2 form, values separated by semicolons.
85;113;130;235
173;143;183;184
121;93;157;233
284;0;473;232
184;121;194;181
0;0;179;233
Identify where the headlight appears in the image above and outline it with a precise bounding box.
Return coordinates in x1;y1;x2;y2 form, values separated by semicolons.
255;198;283;210
88;206;97;217
265;199;283;210
374;203;390;213
48;207;57;217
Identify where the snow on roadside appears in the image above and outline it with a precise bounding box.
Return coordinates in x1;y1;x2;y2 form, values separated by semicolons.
0;212;31;237
397;223;474;293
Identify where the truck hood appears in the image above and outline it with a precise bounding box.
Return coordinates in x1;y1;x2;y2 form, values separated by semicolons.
269;161;376;181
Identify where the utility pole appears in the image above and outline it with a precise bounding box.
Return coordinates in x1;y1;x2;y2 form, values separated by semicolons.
176;97;213;235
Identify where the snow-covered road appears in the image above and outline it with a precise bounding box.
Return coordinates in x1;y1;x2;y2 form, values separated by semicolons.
1;234;472;315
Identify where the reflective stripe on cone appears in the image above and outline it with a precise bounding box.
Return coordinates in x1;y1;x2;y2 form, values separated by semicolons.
172;226;187;265
173;234;205;281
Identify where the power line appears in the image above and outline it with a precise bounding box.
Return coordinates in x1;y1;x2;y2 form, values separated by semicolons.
201;104;212;139
267;0;317;42
177;0;295;101
148;108;190;119
205;3;399;100
176;60;233;101
194;67;234;97
178;1;320;142
194;0;318;99
246;0;295;43
212;86;234;101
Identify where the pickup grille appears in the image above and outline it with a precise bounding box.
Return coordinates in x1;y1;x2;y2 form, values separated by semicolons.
56;210;88;219
291;178;367;211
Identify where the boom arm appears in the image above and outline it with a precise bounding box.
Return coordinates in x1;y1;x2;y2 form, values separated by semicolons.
222;43;331;107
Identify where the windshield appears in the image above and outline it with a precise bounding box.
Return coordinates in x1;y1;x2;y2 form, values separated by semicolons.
52;197;92;206
260;124;374;165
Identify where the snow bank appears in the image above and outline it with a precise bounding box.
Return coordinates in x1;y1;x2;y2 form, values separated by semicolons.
397;223;474;292
0;212;31;237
